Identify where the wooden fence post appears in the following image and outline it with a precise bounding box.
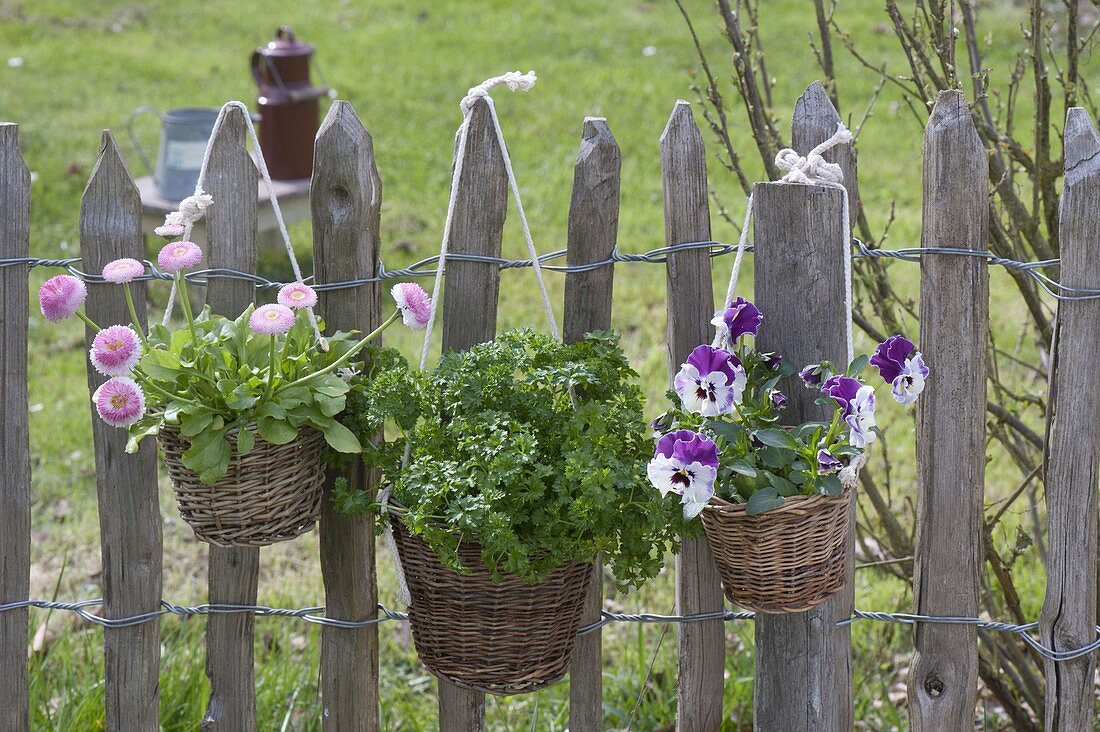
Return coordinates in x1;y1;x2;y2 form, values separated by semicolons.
436;96;508;732
908;89;988;730
1039;107;1100;731
752;87;852;732
200;105;260;732
0;122;31;732
564;117;620;732
312;100;382;732
80;131;163;730
661;100;724;732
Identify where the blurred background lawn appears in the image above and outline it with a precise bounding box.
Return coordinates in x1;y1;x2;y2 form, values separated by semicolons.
0;0;1067;729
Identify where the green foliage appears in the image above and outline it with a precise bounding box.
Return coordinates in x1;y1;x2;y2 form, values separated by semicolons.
125;305;364;483
341;329;688;586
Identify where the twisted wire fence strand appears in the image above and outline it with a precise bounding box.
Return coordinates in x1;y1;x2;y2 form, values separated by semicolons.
4;238;1099;301
1;598;1097;662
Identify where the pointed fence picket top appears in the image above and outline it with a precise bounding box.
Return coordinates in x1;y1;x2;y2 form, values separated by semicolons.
0;122;31;732
200;104;261;732
436;95;509;732
908;89;988;730
312;100;383;732
661;100;725;731
752;86;852;731
80;130;163;731
1040;107;1100;731
564;116;621;731
752;81;857;731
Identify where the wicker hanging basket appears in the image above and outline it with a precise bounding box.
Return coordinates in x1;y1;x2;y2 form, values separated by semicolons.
158;424;326;547
699;486;852;614
390;518;593;695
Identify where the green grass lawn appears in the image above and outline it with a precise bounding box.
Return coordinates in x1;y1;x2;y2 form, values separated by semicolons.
0;0;1080;728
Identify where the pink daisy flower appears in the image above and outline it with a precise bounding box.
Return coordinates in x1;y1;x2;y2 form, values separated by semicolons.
92;377;146;428
39;274;87;322
102;258;145;284
277;282;318;309
249;304;296;335
391;282;432;330
89;325;143;377
154;223;186;238
157;241;203;273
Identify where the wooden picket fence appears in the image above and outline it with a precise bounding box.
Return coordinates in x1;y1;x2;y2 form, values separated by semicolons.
1;81;1098;731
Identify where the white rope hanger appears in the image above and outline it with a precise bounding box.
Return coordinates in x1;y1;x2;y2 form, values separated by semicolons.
716;123;855;360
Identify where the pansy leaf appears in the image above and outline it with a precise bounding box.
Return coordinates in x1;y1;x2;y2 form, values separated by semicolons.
754;428;800;451
180;412;214;437
746;487;784;515
846;354;870;377
727;459;756;477
764;471;799;496
705;420;743;443
819;474;844;497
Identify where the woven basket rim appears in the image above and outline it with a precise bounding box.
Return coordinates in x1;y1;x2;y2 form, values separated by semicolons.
704;483;854;517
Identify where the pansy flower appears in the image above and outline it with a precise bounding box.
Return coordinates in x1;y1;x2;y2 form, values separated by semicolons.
647;429;720;519
844;385;877;448
799;363;825;387
870;335;928;405
673;344;747;417
817;449;842;474
710;296;763;344
771;391;788;410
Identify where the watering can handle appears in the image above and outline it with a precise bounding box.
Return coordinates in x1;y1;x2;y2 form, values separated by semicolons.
125;106;163;180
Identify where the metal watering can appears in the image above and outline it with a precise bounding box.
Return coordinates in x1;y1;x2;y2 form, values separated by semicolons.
126;106;220;202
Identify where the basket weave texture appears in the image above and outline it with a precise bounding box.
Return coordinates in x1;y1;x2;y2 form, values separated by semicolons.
699;486;852;613
391;518;593;695
159;424;325;548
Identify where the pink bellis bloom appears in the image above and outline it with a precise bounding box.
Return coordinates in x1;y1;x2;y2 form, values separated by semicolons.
673;344;746;417
154;223;186;238
102;258;145;284
277;282;318;309
647;429;720;519
249;303;296;335
157;241;203;273
391;282;432;329
39;275;87;322
89;325;143;377
92;376;145;428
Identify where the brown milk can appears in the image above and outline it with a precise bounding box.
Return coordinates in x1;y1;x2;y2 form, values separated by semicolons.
251;26;329;180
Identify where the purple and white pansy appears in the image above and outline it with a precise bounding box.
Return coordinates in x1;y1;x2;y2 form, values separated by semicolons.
870;335;928;404
821;375;877;448
711;296;763;345
646;429;720;519
673;344;747;417
650;295;928;518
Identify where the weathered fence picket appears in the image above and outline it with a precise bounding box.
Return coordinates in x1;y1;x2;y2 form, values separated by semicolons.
0;123;30;732
661;100;725;731
200;105;261;732
1040;106;1100;731
436;95;509;732
908;89;989;730
564;116;621;732
312;100;383;732
5;87;1100;730
80;131;163;730
752;88;853;731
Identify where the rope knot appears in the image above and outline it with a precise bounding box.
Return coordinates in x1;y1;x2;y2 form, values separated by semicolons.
774;123;853;185
460;70;537;114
